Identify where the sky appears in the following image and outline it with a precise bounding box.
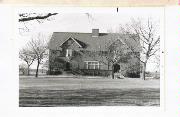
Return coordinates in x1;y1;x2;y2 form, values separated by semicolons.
17;7;163;72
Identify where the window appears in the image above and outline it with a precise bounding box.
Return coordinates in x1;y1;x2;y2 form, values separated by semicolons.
85;61;100;69
66;49;72;57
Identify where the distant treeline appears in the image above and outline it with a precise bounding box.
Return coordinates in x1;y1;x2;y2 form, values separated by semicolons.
19;69;48;75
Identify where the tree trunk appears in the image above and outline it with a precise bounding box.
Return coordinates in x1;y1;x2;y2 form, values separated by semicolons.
112;64;114;79
141;62;147;80
35;61;40;77
27;65;30;76
108;61;110;70
22;69;25;75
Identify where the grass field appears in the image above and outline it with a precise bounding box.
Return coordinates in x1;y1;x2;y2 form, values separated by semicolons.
19;77;160;107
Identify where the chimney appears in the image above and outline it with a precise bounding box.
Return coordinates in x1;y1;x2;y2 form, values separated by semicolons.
92;29;99;37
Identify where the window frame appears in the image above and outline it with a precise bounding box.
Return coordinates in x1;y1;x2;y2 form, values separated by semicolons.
84;61;101;70
66;49;73;57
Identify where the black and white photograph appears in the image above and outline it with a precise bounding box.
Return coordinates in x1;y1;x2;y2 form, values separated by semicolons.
18;7;162;107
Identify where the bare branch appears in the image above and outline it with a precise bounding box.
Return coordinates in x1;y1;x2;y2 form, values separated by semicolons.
149;48;160;57
19;13;58;22
150;36;160;51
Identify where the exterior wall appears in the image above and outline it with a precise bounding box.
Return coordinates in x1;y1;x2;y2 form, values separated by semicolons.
71;51;110;70
48;38;140;77
49;50;110;72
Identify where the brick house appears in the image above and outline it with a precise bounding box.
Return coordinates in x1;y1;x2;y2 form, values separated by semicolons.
48;29;141;77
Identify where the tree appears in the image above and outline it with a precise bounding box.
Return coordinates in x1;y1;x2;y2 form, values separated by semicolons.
19;47;35;75
119;18;160;80
27;34;48;77
105;39;131;79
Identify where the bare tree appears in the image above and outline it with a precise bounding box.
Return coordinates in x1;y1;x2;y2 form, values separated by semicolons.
19;48;35;75
105;39;131;79
27;34;48;77
119;18;160;80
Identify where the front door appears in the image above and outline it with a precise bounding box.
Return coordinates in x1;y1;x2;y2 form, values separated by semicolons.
65;62;70;71
113;64;120;73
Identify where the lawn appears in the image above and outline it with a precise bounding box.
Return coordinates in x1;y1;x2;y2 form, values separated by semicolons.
19;77;160;107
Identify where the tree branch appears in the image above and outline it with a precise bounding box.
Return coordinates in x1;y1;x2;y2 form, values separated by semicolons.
19;13;58;22
149;48;160;57
150;36;160;51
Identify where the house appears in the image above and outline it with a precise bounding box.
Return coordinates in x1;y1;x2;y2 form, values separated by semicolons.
48;29;141;77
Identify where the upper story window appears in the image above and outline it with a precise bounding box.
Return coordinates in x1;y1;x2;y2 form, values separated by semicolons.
66;49;72;57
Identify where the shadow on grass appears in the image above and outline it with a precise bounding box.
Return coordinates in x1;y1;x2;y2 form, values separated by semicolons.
19;88;160;107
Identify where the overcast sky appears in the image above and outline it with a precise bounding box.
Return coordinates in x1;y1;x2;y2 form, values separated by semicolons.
18;7;163;71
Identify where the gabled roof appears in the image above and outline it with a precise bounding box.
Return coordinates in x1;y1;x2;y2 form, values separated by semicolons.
59;37;83;48
49;32;141;52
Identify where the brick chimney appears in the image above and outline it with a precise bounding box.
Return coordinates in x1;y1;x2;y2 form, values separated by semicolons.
92;29;99;37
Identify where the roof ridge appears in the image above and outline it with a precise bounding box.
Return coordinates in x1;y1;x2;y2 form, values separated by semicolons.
53;32;132;35
53;32;118;34
53;32;91;34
